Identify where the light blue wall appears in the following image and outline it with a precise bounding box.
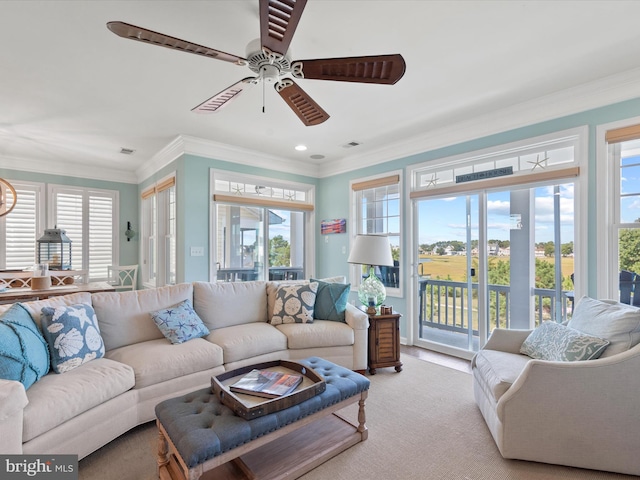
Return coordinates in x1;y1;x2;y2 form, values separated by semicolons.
140;155;318;283
315;97;640;332
0;168;138;267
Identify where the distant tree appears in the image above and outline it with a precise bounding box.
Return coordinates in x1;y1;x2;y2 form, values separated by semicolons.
544;242;555;257
619;229;640;273
436;246;446;256
561;242;573;256
269;235;290;267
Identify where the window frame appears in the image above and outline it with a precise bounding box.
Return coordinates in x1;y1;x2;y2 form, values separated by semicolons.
596;116;640;299
140;173;176;288
47;184;119;281
350;170;403;299
209;169;316;282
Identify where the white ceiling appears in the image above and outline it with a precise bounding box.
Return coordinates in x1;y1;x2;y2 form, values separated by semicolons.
3;0;640;184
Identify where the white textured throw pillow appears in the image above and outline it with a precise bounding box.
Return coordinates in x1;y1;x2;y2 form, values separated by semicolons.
520;321;609;362
567;296;640;357
270;282;319;325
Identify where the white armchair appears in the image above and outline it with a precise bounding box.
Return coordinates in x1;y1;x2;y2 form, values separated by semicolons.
472;300;640;476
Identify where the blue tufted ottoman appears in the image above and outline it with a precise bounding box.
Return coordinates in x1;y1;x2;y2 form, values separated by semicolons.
155;357;370;480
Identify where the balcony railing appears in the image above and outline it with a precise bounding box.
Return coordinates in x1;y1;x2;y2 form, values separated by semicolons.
418;278;573;338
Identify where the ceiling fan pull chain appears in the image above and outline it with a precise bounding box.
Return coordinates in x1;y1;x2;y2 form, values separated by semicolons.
262;78;266;113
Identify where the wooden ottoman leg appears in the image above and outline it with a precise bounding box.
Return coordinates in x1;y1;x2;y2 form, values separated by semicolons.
157;420;170;476
358;390;368;441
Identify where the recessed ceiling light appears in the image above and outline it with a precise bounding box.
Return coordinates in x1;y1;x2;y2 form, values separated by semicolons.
295;145;307;151
310;154;325;160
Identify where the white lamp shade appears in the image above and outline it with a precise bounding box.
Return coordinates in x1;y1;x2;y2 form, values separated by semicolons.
347;235;394;267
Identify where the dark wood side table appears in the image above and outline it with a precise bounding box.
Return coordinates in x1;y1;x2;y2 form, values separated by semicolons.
362;307;403;374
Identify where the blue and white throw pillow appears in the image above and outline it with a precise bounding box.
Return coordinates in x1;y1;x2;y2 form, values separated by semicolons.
520;321;610;362
41;303;105;373
0;303;50;389
271;282;319;325
150;299;210;344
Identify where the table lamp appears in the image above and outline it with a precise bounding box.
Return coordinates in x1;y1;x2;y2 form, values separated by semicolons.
347;234;394;313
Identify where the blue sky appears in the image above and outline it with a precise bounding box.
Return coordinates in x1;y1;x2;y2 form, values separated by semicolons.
418;182;575;246
621;154;640;223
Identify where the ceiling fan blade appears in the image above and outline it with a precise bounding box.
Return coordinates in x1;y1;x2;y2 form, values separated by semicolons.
192;78;257;113
294;54;406;85
107;21;246;65
260;0;307;56
275;79;329;126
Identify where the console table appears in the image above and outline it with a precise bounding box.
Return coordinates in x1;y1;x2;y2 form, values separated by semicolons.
0;282;115;303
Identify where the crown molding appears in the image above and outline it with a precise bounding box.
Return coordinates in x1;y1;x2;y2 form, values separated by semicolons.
0;154;137;184
136;134;321;183
317;67;640;178
135;136;186;182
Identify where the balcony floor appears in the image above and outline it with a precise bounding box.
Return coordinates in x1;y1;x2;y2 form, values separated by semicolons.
419;325;481;352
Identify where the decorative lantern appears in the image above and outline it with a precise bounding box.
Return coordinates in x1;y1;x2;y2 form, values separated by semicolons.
37;228;72;270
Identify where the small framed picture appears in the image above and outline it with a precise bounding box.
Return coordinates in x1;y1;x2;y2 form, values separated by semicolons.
321;218;346;235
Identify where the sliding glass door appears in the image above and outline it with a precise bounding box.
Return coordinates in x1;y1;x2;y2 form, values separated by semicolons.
415;182;574;354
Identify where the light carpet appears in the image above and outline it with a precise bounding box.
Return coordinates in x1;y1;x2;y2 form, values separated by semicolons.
79;355;634;480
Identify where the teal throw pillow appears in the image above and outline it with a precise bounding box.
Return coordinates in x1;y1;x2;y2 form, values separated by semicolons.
150;299;210;344
311;278;350;322
0;303;50;389
41;303;106;373
520;321;609;362
271;282;319;325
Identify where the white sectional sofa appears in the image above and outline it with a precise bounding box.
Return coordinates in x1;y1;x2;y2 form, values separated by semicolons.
0;279;368;460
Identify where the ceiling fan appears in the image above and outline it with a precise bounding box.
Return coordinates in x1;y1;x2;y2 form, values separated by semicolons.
107;0;406;126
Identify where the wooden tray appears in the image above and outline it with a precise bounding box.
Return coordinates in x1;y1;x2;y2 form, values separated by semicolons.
211;360;326;420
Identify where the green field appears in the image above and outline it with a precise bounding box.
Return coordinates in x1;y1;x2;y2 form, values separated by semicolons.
419;254;575;282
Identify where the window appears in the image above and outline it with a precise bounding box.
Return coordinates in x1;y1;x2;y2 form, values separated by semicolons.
410;128;584;354
0;181;44;270
211;171;314;282
351;173;402;294
49;185;118;281
599;121;640;302
141;174;176;287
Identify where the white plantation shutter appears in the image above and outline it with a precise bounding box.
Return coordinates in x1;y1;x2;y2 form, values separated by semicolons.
54;191;84;271
3;184;42;269
89;194;114;279
50;186;117;281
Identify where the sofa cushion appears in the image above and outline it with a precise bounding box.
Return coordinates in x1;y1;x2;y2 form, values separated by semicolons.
22;357;134;442
150;299;209;344
276;320;354;349
93;283;194;351
193;281;268;329
0;292;93;330
41;303;105;373
473;350;531;402
270;282;318;325
207;323;287;364
567;296;640;357
0;303;49;390
105;338;223;389
520;321;609;361
311;279;350;322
